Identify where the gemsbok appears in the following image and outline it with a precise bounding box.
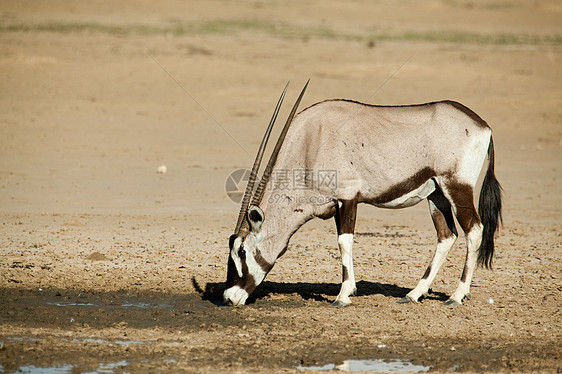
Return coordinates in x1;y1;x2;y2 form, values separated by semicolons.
223;81;502;307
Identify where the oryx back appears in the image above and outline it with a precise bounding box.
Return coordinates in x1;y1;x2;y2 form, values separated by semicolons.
274;100;492;208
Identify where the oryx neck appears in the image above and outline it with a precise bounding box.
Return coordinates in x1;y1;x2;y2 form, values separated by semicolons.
259;195;313;263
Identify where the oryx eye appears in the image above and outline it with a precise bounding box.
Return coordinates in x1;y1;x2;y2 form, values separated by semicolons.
238;248;246;258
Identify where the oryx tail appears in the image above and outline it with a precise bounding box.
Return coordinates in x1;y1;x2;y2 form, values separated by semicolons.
477;137;503;269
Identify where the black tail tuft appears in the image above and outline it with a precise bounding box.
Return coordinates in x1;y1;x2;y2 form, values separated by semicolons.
478;137;503;269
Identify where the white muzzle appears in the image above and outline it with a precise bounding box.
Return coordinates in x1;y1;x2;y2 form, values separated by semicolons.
223;286;249;306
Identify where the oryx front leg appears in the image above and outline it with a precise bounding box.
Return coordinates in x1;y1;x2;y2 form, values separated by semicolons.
400;187;458;304
333;199;358;307
333;233;356;306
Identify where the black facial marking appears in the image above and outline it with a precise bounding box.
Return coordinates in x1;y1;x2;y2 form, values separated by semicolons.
255;248;274;273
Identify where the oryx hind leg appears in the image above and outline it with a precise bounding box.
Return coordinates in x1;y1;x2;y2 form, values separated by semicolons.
399;185;458;304
332;199;358;307
441;181;483;306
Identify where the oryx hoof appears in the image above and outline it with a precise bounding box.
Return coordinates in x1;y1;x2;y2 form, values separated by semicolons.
397;296;417;304
443;299;462;306
332;300;351;307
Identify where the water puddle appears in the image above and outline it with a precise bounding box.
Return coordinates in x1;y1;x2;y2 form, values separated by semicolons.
6;337;42;342
13;364;74;373
46;300;172;310
7;336;149;346
71;338;106;344
90;360;128;373
115;339;146;346
8;360;128;373
47;302;96;307
119;302;173;309
66;337;149;346
297;358;431;373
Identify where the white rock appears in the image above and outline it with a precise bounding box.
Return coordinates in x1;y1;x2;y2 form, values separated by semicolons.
487;298;494;304
157;165;167;174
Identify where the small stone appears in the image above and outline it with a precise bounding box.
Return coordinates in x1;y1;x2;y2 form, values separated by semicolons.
157;165;167;174
87;252;109;261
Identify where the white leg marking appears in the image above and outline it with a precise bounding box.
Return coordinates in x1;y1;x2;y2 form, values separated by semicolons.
407;235;457;301
223;286;249;307
335;233;356;305
450;223;483;304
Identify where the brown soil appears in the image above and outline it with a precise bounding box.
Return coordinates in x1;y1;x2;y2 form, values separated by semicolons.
1;0;561;373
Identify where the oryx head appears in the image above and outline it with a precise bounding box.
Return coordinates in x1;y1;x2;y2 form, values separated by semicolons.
224;205;270;306
224;81;308;306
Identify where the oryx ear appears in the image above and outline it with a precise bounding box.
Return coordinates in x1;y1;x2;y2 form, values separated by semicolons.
247;205;265;233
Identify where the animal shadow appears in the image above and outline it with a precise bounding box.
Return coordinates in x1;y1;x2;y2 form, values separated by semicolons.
192;277;448;306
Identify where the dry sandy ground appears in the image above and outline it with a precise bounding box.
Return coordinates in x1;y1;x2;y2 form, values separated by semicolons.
1;0;561;373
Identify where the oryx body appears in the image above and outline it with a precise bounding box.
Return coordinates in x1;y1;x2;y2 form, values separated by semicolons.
224;84;502;307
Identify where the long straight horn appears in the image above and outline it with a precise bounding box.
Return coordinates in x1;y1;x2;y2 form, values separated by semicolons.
234;82;289;235
251;79;309;207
